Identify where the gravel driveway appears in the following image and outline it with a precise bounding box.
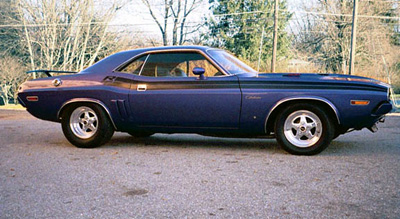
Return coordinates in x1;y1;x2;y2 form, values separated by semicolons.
1;109;399;218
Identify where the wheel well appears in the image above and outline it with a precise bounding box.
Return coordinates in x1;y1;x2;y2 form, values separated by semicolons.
265;99;340;134
58;101;117;129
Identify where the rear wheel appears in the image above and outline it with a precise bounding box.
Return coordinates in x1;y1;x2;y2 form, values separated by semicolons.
274;103;335;155
61;103;114;148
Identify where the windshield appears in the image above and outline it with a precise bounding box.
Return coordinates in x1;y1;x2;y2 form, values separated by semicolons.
207;50;257;75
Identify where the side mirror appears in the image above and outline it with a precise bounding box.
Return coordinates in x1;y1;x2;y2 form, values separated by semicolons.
192;67;205;80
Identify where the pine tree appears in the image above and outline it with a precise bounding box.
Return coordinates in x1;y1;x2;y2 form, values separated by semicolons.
204;0;292;71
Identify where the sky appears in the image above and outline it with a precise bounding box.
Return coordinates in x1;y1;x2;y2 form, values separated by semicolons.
108;0;306;43
109;0;210;37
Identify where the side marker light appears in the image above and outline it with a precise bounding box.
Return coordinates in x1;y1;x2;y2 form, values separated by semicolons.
351;100;370;105
26;96;39;102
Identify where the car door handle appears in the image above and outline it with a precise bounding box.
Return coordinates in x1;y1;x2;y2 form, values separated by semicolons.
137;84;147;91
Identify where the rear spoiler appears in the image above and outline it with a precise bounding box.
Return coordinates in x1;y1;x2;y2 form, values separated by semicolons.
26;70;78;77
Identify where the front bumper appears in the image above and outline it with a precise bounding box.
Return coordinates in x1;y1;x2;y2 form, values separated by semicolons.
366;101;393;133
372;102;393;116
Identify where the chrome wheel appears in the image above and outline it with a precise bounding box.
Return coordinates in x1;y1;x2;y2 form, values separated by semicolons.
69;106;98;139
283;110;322;148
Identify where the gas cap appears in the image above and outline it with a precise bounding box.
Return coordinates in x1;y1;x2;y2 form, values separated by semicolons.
52;78;62;87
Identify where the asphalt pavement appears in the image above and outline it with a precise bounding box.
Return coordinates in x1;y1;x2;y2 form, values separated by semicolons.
1;109;399;218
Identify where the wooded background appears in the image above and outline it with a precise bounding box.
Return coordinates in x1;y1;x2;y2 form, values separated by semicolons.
0;0;399;105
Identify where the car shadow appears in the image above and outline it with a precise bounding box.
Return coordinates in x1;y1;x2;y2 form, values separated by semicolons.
53;132;395;156
323;138;399;157
322;140;359;156
105;133;282;153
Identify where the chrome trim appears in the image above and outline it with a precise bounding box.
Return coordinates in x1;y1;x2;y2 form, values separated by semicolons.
264;96;341;133
57;98;117;130
113;49;230;76
18;96;26;107
139;54;150;75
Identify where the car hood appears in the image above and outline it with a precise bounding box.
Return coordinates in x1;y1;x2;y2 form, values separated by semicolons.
254;73;391;91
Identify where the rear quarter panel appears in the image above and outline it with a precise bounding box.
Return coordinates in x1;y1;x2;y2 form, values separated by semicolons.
18;73;132;130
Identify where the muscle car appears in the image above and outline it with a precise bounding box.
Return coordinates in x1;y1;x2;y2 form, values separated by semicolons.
17;46;393;155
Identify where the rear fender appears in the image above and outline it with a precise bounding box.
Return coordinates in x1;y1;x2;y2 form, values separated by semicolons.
58;98;117;130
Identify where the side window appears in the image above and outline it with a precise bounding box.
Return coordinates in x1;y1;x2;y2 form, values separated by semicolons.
140;52;223;77
119;55;147;75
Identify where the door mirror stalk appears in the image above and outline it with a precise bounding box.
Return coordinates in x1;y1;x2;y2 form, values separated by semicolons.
193;67;206;80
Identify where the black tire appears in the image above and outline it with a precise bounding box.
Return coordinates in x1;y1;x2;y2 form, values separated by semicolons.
274;103;335;155
127;131;154;138
61;103;114;148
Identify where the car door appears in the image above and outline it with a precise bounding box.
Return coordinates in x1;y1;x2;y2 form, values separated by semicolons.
123;51;241;130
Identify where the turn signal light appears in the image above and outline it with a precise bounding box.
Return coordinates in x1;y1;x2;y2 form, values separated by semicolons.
351;100;370;105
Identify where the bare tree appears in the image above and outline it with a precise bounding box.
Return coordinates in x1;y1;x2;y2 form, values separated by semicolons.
0;56;27;105
142;0;171;46
17;0;123;72
0;0;25;60
294;0;400;82
141;0;202;46
171;0;202;45
356;1;400;82
294;0;353;74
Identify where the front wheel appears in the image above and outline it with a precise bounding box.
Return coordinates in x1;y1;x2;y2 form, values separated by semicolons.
61;103;114;148
274;103;335;155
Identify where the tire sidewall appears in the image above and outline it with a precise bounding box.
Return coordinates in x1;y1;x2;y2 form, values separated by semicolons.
275;103;334;155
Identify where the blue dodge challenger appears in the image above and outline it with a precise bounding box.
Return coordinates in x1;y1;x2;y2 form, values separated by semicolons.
17;46;393;155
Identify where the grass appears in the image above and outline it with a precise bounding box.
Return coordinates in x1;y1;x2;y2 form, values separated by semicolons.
0;104;25;110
